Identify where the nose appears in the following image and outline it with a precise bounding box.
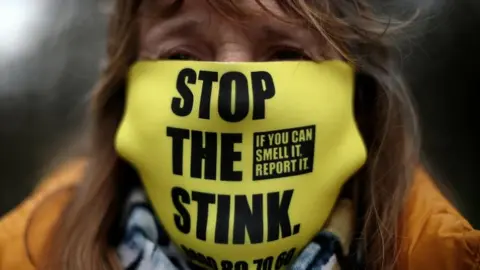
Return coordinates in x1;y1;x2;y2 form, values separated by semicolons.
210;21;255;62
215;43;254;62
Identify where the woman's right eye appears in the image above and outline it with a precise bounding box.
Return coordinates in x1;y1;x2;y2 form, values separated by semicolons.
167;52;199;61
268;48;311;61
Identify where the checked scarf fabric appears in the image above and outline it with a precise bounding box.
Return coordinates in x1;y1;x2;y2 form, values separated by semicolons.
117;189;354;270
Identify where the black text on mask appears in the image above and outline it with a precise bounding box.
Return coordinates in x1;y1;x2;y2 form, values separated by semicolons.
171;69;276;122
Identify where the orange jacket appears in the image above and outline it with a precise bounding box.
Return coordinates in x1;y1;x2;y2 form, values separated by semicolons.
0;159;479;270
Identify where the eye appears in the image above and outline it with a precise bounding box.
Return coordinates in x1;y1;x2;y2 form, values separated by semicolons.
166;51;199;61
268;48;311;61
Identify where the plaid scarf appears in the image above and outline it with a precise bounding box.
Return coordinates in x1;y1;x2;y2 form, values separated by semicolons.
117;189;354;270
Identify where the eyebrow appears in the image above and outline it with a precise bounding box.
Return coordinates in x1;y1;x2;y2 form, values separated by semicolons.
260;25;299;42
159;20;303;41
150;19;205;40
141;0;184;19
165;19;200;36
147;13;313;50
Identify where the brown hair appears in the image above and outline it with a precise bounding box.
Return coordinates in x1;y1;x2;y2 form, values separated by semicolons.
38;1;419;270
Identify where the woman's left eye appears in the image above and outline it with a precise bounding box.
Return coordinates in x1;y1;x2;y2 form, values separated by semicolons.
268;48;311;61
167;52;199;61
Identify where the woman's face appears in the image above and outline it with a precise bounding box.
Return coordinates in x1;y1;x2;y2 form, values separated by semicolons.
139;0;337;62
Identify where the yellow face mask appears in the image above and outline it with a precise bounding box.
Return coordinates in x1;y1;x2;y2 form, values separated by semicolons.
115;60;367;269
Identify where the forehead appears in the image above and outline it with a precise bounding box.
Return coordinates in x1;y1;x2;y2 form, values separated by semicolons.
138;0;317;46
142;0;285;17
140;0;301;29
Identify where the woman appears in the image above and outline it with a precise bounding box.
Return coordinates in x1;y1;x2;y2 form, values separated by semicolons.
0;0;478;269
